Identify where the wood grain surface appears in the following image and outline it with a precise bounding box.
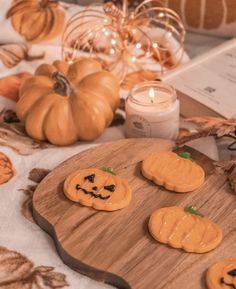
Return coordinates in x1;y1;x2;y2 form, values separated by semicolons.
32;138;236;289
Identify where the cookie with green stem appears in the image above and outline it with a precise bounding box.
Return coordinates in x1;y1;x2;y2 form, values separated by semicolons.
64;168;132;211
142;151;205;192
148;206;222;253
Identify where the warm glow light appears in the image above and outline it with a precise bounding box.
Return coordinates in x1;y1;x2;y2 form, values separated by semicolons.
136;42;142;49
132;29;137;34
102;27;106;32
152;42;158;48
149;87;155;103
110;48;115;54
158;12;164;18
104;18;108;23
131;55;136;62
111;39;117;45
68;60;73;64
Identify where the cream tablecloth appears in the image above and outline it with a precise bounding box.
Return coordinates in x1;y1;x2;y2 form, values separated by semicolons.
0;1;229;287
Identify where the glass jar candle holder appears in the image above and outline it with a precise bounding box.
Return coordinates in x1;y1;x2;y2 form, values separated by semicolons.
124;81;179;139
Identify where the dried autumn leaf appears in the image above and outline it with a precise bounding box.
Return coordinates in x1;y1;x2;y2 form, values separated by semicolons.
0;246;33;283
0;246;69;288
0;280;33;289
41;271;69;288
21;169;51;223
28;168;51;183
176;130;210;146
20;185;36;223
35;265;54;273
214;158;236;194
0;122;51;155
214;159;236;174
186;116;236;137
177;116;236;146
177;128;191;140
187;116;225;129
121;70;157;90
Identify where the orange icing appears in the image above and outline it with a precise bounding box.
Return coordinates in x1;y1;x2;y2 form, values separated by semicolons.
142;151;205;193
64;168;132;211
149;207;222;253
207;258;236;289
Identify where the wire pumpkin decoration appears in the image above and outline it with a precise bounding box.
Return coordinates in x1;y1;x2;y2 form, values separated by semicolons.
62;0;185;84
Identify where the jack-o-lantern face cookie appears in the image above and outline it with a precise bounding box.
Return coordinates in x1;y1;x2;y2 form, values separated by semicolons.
64;168;132;211
142;151;205;193
0;152;15;184
207;258;236;289
148;206;222;253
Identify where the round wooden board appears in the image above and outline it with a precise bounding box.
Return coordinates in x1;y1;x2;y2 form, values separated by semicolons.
32;138;236;289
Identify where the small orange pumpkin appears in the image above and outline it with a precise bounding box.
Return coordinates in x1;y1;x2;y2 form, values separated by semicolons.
16;58;120;145
7;0;65;43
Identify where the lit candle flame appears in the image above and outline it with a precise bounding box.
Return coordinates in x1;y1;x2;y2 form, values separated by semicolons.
149;87;155;103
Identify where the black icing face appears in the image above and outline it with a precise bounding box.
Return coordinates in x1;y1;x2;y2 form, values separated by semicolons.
220;269;236;288
75;173;116;200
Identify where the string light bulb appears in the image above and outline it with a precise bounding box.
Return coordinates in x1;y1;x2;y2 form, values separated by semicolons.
62;0;185;83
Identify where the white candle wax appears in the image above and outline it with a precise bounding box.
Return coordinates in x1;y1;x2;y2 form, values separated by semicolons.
125;81;179;139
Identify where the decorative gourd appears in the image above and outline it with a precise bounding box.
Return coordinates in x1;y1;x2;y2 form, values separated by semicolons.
6;0;65;43
16;58;120;145
142;151;205;192
148;206;223;253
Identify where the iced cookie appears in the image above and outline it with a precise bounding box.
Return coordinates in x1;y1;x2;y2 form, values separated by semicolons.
64;168;132;211
207;258;236;289
142;151;205;193
0;152;15;184
148;206;222;253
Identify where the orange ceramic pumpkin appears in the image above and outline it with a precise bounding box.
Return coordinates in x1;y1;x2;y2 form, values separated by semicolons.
7;0;65;43
16;58;120;145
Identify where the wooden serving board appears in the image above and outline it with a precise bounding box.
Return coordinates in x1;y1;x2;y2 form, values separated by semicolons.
32;139;236;289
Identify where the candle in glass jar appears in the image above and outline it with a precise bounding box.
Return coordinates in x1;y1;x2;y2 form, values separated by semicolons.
125;81;179;139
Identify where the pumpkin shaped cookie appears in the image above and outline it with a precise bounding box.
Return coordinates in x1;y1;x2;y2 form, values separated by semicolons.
142;151;205;192
0;152;15;184
207;258;236;289
148;207;222;253
64;168;132;211
16;58;120;145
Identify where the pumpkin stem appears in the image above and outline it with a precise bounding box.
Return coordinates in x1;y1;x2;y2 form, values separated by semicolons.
40;0;50;8
52;72;72;97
